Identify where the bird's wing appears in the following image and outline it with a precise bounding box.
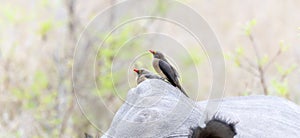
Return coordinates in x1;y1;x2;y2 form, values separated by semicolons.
170;65;180;78
163;58;180;78
144;74;161;79
158;60;178;86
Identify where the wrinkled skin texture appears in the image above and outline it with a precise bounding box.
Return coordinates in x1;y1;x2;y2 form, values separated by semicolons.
102;80;300;138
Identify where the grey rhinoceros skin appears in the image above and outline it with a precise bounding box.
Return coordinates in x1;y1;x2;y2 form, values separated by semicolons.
101;79;300;138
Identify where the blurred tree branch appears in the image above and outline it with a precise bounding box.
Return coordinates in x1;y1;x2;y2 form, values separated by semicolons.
248;34;269;95
234;19;297;97
56;0;78;137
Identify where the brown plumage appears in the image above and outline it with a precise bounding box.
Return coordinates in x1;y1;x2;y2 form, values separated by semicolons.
149;50;188;97
133;68;162;84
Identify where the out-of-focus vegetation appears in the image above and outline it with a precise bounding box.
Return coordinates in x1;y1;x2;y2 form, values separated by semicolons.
0;0;300;137
227;19;298;97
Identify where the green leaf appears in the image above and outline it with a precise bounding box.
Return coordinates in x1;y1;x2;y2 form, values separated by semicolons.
242;91;250;96
156;0;168;14
279;40;289;52
224;52;232;60
271;79;288;96
235;46;244;56
244;19;257;36
38;20;54;36
232;45;245;67
101;49;114;58
286;64;297;75
2;5;19;22
11;88;24;99
259;55;269;66
25;100;37;109
234;57;241;67
275;63;297;76
34;71;48;88
49;118;62;125
42;93;55;105
30;70;48;95
275;64;284;75
184;50;204;65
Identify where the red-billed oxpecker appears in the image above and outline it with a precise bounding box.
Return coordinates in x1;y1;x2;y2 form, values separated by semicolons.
133;68;162;84
149;50;188;97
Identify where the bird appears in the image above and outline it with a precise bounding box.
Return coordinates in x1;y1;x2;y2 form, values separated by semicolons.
133;68;162;84
149;50;188;97
190;115;238;138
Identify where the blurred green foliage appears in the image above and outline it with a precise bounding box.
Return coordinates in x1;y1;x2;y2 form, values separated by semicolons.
271;79;288;97
243;19;257;36
2;4;20;23
38;20;54;37
229;19;298;97
275;63;297;77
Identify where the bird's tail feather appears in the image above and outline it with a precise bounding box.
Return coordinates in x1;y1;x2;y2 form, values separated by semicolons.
177;84;189;97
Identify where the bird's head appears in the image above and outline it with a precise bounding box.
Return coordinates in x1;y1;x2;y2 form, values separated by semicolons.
133;68;151;75
133;68;141;74
149;50;165;59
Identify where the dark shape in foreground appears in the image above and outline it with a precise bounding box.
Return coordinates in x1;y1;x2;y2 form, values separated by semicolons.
191;114;238;138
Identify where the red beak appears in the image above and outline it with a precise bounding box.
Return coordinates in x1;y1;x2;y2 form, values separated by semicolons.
149;50;155;54
133;68;139;73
